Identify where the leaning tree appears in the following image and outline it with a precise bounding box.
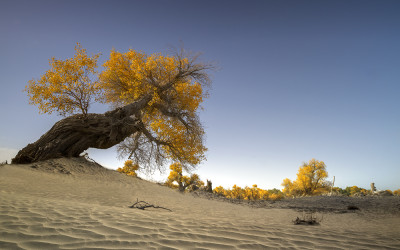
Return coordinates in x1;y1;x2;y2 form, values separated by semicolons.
12;43;212;172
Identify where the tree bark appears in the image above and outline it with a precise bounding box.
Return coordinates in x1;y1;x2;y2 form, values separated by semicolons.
12;96;151;164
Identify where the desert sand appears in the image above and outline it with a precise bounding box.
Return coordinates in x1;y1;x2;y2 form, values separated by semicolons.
1;158;399;249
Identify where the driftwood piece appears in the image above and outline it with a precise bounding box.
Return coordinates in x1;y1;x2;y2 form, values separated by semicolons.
129;199;172;212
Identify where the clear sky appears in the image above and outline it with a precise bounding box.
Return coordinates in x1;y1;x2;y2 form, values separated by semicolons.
1;0;399;191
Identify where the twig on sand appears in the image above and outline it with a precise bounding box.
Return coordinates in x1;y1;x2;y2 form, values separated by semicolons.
129;199;172;212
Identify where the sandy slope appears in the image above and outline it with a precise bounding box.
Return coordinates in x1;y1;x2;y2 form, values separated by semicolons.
1;158;399;249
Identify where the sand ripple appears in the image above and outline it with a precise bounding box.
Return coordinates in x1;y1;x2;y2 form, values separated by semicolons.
1;191;399;249
1;161;400;249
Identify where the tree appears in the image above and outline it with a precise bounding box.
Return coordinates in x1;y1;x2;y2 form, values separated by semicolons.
117;160;139;177
225;185;245;200
25;43;100;116
281;178;302;197
281;158;328;196
243;184;263;200
12;45;212;171
165;162;202;192
344;186;370;196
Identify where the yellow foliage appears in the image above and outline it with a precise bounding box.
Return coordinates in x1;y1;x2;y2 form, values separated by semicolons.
225;185;244;200
350;186;359;196
99;50;202;111
385;190;393;195
269;193;283;201
165;162;202;192
117;160;139;177
99;49;207;166
394;189;400;196
213;184;283;201
213;186;226;196
25;43;101;116
25;44;210;170
281;159;328;196
243;184;262;200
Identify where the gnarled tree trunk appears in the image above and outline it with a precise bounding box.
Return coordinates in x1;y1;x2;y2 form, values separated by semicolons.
12;96;151;164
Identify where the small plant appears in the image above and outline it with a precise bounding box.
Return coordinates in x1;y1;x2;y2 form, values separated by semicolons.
293;212;323;225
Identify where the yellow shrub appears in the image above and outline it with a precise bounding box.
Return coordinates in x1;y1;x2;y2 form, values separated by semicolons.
165;162;202;192
117;160;139;177
259;189;270;200
213;186;226;196
243;185;257;200
269;193;283;201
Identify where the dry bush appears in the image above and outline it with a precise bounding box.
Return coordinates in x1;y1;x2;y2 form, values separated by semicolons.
293;212;323;225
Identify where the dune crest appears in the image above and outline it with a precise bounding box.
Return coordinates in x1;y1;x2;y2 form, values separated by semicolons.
1;158;399;249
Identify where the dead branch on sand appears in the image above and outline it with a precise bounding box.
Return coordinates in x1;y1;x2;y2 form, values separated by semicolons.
129;199;172;212
293;212;323;225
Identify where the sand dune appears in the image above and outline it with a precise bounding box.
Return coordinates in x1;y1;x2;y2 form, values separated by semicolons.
1;158;399;249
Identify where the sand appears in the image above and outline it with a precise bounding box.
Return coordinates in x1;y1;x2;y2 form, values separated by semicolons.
1;158;399;249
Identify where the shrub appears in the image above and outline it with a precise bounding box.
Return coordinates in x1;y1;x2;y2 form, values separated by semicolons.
117;160;139;177
165;163;203;192
269;192;284;201
213;186;226;196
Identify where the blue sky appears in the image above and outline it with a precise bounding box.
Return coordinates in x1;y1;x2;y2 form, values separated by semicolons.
1;0;399;190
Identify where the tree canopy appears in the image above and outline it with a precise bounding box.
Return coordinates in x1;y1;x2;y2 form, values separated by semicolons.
25;43;100;116
17;44;213;171
99;48;211;171
282;158;329;196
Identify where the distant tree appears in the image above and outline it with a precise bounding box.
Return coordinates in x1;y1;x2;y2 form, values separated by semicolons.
329;186;345;196
282;178;305;197
282;159;328;196
243;184;264;200
394;189;400;196
213;185;283;201
267;188;284;200
268;192;284;201
117;160;139;177
165;162;202;192
344;186;371;196
222;185;245;200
